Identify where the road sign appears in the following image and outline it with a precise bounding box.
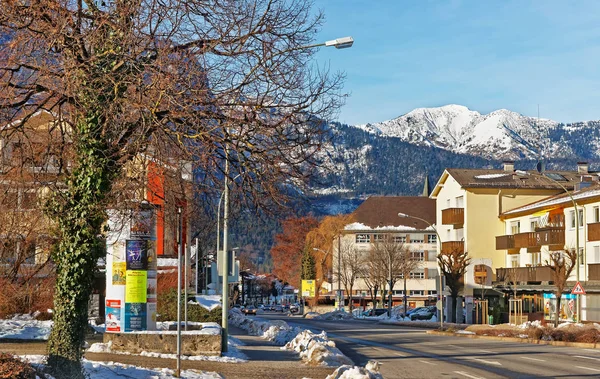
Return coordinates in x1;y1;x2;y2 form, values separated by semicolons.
571;281;586;295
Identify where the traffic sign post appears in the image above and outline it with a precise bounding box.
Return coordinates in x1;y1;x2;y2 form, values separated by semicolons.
572;281;586;295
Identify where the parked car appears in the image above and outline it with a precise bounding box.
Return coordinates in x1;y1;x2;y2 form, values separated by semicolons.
242;305;257;315
274;305;283;312
410;306;437;321
363;308;388;317
289;304;300;314
282;304;290;312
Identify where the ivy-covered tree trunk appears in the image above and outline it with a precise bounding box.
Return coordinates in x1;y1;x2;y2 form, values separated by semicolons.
46;112;118;378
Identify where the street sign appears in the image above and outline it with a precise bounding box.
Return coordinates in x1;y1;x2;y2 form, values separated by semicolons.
571;281;586;295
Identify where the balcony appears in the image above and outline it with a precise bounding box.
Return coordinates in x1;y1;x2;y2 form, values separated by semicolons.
496;235;515;250
588;223;600;242
496;266;554;284
514;232;536;248
536;227;565;246
589;263;600;281
441;241;464;254
442;208;464;226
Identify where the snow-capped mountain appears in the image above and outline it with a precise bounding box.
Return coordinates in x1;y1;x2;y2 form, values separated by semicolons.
355;104;600;160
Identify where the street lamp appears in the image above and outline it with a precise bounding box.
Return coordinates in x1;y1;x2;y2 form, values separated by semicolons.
398;212;444;330
520;169;582;323
218;35;354;349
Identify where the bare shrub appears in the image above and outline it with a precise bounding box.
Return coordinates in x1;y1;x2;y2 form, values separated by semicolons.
0;353;36;379
0;276;55;318
575;327;600;344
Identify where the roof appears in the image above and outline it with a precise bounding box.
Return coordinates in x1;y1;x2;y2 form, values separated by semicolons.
348;196;435;231
502;183;600;218
431;168;587;197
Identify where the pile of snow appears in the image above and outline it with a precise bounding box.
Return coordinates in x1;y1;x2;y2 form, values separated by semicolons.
189;295;222;311
229;308;302;345
0;313;53;340
306;310;353;321
326;361;383;379
19;355;222;378
284;330;352;367
303;312;322;319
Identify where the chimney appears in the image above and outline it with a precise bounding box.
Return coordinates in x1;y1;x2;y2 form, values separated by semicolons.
503;160;514;172
577;162;589;174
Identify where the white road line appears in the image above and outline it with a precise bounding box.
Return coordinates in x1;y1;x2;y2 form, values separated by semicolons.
454;371;486;379
479;350;497;354
583;349;600;353
446;344;459;348
573;355;600;361
419;360;437;365
520;356;545;362
467;357;502;366
576;366;600;372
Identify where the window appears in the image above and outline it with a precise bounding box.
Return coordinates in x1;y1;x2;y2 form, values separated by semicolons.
410;251;424;261
456;196;464;208
531;252;541;266
427;234;437;244
409;271;425;279
570;209;583;229
372;234;385;242
446;199;451;208
594;207;600;223
410;290;424;296
530;218;539;232
394;236;406;243
594;246;600;263
393;290;404;295
578;247;584;265
428;290;437;296
355;234;370;244
410;235;424;243
510;221;520;235
510;255;519;268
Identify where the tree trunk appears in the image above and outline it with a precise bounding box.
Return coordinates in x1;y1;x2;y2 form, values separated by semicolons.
47;113;116;378
372;284;378;310
387;281;394;317
403;277;408;318
451;295;458;323
555;295;561;327
348;284;353;313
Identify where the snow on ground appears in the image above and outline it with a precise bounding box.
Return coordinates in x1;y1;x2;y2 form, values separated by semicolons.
18;355;222;379
305;310;353;321
190;295;222;311
229;309;356;367
284;330;352;367
326;360;383;379
0;313;52;340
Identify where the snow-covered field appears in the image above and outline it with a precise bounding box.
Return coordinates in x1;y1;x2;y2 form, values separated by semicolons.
0;313;53;340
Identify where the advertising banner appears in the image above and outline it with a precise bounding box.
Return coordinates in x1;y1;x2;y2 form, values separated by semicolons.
126;240;148;270
147;277;157;300
126;270;148;303
124;302;147;332
301;280;315;298
112;262;126;285
543;293;576;322
105;299;122;332
130;207;156;239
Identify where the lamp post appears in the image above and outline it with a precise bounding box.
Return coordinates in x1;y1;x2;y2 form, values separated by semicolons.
398;212;444;330
523;169;581;323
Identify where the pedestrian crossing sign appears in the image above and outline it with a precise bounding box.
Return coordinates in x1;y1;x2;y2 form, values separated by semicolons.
571;281;586;295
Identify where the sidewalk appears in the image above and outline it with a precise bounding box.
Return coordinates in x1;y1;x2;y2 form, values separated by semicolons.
0;327;337;379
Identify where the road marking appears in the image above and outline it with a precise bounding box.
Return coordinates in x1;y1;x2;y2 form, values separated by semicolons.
479;350;497;354
520;356;545;362
419;360;437;365
583;349;600;353
454;371;486;379
446;344;459;348
576;366;600;372
373;347;407;357
467;357;502;366
573;355;600;361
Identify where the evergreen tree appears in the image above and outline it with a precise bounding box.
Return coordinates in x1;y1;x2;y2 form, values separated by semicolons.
301;248;316;280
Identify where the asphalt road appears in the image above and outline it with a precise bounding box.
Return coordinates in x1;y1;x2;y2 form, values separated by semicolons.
258;312;600;379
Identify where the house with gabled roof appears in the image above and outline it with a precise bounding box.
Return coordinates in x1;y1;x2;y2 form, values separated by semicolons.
430;161;588;323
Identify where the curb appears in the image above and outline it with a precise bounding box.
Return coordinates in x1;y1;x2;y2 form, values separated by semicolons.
426;330;600;349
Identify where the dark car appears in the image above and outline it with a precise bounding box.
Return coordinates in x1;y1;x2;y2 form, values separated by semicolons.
410;306;437;320
242;305;257;315
363;308;388;317
274;305;283;312
289;304;300;314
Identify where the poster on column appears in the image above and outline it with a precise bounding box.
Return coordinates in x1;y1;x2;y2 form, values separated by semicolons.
126;270;147;303
146;240;157;272
112;262;126;285
105;299;122;332
147;299;157;329
130;207;156;240
126;240;148;270
147;277;157;300
110;241;126;261
124;302;147;332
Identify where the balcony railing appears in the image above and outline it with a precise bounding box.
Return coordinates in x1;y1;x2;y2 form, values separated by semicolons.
588;223;600;242
441;208;464;226
441;241;464;254
496;235;515;250
536;227;565;246
495;266;554;284
589;263;600;281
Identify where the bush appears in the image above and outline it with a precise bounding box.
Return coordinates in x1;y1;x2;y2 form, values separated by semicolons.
0;277;55;318
157;288;222;324
0;353;36;379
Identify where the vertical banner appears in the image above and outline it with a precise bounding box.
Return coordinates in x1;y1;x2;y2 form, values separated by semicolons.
124;302;147;332
105;299;122;332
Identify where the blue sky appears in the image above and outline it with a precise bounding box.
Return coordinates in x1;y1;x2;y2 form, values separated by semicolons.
313;0;600;125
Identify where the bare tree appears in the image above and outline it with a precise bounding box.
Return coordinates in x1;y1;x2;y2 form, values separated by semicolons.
0;1;346;376
545;249;577;327
361;249;387;310
371;234;420;318
335;239;362;313
438;249;471;323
